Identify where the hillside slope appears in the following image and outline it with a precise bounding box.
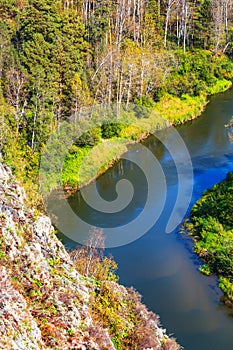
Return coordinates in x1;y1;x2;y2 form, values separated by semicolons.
0;162;179;350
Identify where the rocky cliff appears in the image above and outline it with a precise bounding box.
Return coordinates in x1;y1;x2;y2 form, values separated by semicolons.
0;162;180;350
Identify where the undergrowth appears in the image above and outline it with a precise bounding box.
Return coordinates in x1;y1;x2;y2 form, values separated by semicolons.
70;229;180;350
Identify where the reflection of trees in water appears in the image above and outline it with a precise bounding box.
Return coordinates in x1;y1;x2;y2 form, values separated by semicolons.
143;134;165;161
225;117;233;143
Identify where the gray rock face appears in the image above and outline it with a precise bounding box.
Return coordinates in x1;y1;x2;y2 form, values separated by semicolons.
0;163;179;350
0;162;11;182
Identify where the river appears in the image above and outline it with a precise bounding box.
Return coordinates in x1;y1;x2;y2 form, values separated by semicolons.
58;89;233;350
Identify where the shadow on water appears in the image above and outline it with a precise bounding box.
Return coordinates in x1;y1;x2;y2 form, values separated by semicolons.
58;89;233;350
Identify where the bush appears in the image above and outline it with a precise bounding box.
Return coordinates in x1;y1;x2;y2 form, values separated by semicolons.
68;145;79;154
165;50;233;99
74;127;102;147
119;125;143;140
134;96;157;109
101;122;124;139
213;55;233;80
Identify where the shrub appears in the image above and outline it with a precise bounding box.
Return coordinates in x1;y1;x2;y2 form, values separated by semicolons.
74;127;102;147
101;122;124;139
134;96;157;109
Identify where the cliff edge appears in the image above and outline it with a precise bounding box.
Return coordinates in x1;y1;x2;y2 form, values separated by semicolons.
0;162;180;350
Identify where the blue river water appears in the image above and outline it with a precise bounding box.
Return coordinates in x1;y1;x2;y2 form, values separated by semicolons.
58;88;233;349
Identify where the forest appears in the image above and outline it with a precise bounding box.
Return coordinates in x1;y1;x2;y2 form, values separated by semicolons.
1;2;233;348
1;0;233;197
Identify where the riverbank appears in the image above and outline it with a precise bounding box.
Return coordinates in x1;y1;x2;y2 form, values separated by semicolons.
186;172;233;306
62;79;232;192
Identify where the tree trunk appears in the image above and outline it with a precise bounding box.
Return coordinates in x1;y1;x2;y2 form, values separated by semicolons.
164;0;172;47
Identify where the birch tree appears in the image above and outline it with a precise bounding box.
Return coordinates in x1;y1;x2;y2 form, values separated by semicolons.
5;67;28;134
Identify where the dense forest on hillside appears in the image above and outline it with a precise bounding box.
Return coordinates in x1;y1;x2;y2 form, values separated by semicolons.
1;0;233;198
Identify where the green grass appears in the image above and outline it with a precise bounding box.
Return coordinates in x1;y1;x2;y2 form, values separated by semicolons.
62;140;128;188
155;93;207;125
207;78;232;95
